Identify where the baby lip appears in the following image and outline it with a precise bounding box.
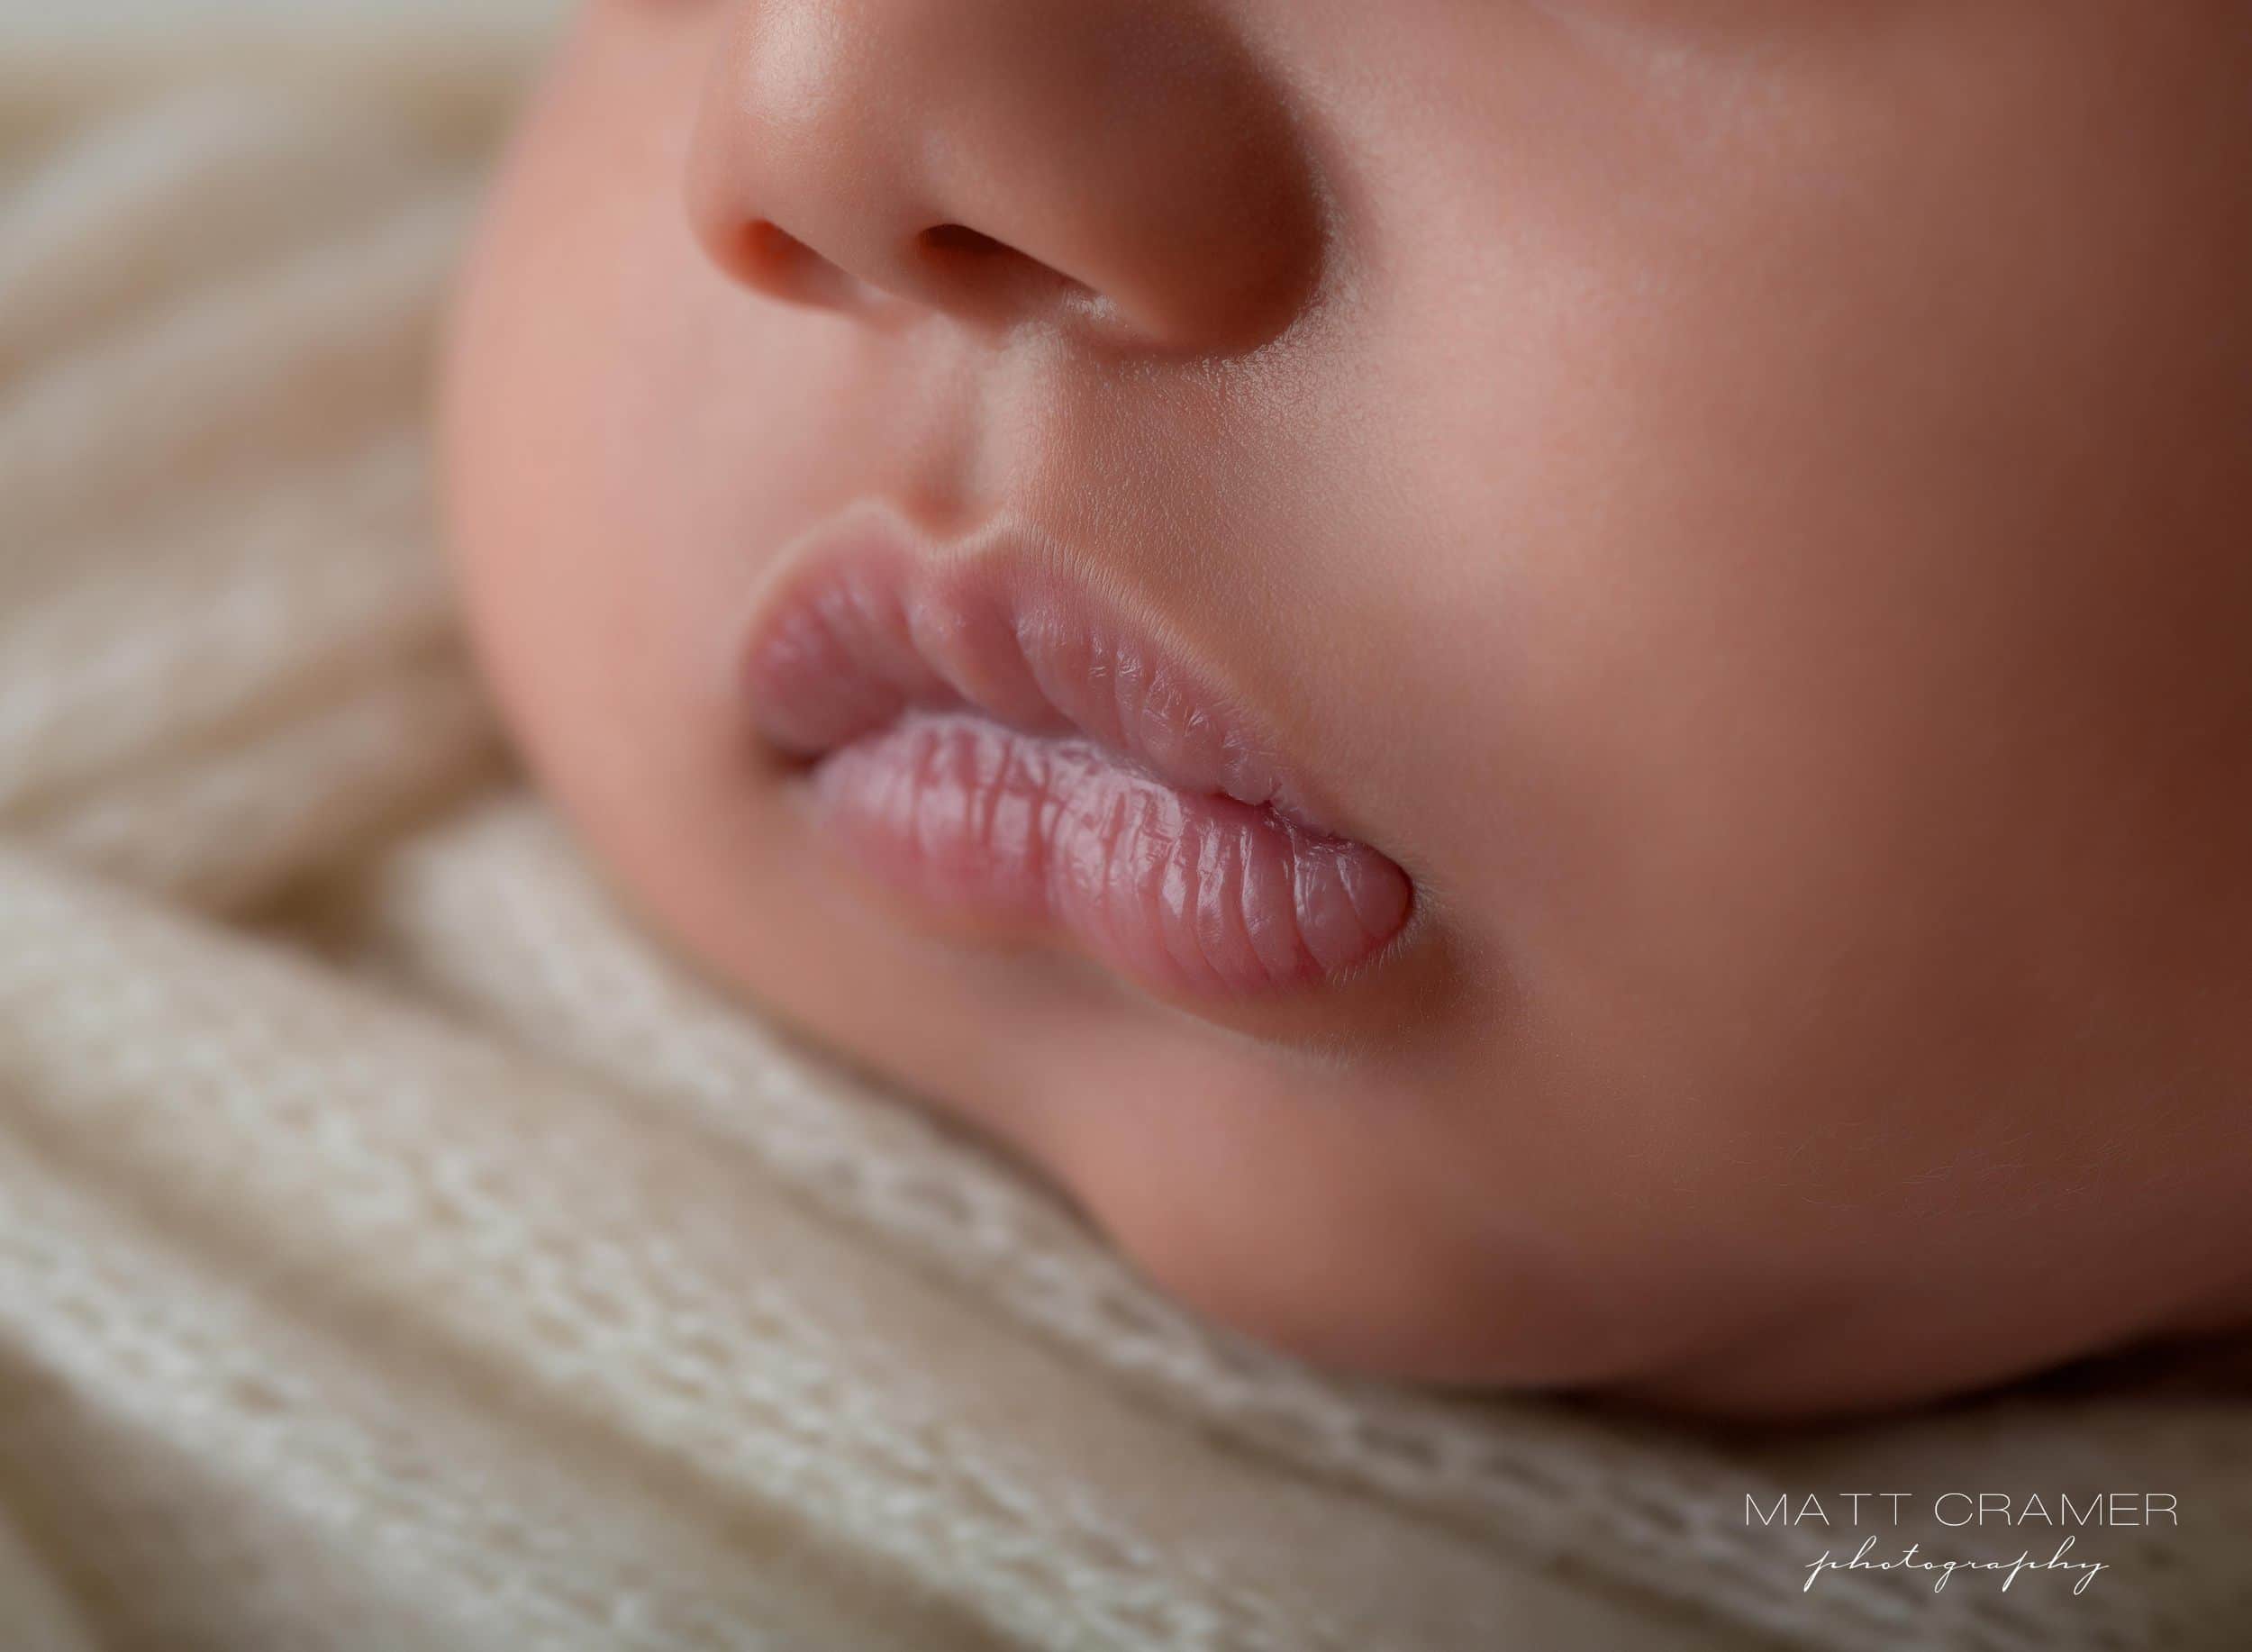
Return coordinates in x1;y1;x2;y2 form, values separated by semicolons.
745;531;1300;815
740;514;1416;995
810;709;1414;998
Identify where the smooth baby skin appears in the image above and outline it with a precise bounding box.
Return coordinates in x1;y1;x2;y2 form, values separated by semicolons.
443;0;2252;1415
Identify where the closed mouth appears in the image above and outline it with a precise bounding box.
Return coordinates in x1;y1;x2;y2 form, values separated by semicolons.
740;504;1414;1001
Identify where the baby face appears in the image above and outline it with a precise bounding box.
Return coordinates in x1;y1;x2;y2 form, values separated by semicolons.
445;0;2252;1413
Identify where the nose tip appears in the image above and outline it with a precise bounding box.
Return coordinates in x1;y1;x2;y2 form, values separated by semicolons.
685;0;1327;354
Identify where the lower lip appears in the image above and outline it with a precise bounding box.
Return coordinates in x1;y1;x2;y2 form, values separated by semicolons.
802;708;1413;1000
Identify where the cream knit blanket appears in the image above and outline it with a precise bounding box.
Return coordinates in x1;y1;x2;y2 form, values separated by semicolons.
2;8;2247;1650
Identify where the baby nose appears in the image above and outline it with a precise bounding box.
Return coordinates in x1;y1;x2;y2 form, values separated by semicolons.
684;0;1327;354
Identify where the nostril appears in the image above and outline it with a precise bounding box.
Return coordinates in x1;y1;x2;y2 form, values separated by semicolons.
917;223;1011;260
914;222;1094;319
720;219;867;312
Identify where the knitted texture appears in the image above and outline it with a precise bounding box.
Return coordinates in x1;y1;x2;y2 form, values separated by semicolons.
1;13;2247;1650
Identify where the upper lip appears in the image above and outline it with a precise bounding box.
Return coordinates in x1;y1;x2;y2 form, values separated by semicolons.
738;503;1367;842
